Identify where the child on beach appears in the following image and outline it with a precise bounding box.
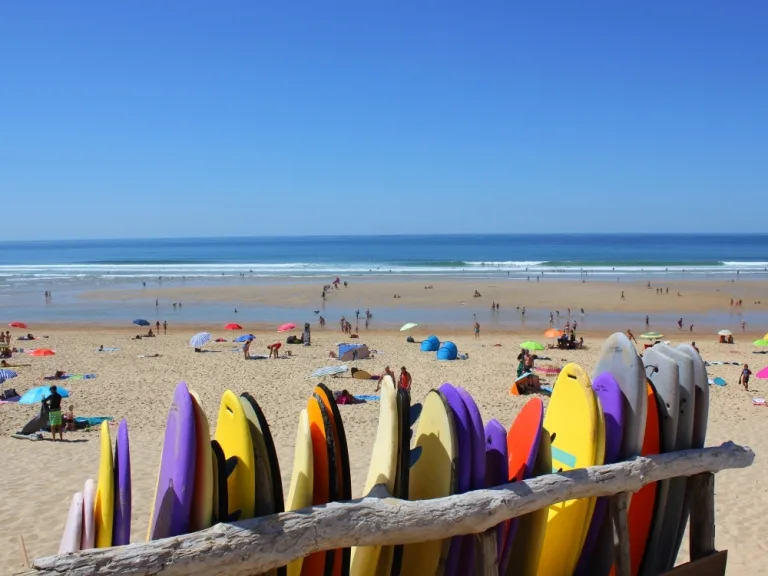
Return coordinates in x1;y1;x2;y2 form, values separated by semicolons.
740;364;752;391
63;405;76;432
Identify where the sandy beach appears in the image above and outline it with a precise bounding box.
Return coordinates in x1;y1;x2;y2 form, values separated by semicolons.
0;313;765;574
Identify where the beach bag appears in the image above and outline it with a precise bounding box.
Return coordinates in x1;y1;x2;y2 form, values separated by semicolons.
1;388;18;400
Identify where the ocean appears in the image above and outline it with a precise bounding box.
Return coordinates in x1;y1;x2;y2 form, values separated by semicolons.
1;234;766;325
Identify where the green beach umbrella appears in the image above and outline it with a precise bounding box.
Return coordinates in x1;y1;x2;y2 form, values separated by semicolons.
400;322;418;332
753;339;768;347
521;341;545;351
641;331;664;340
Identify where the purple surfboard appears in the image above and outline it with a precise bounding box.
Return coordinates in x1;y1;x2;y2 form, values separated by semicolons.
575;372;624;576
438;384;472;576
456;387;486;574
112;418;131;546
484;419;508;558
148;381;197;540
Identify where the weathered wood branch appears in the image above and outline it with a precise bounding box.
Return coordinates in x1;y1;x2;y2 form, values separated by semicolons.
610;492;631;576
20;442;753;576
689;473;716;561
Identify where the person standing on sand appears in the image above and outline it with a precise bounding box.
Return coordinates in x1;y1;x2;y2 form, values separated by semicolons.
156;321;160;334
163;321;167;334
645;315;649;327
627;329;637;343
474;320;480;339
43;385;64;441
742;320;747;331
740;364;752;391
399;366;412;392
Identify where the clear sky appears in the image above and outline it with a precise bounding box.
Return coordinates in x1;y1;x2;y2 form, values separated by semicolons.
1;1;766;239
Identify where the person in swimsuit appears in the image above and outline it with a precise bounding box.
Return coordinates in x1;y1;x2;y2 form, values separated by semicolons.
474;321;480;339
43;385;64;441
399;366;412;392
268;342;281;359
740;364;752;391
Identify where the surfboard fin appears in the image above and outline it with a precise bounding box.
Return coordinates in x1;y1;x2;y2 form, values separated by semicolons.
409;446;423;468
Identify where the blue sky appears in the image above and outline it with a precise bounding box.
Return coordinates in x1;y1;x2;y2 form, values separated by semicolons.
1;1;766;239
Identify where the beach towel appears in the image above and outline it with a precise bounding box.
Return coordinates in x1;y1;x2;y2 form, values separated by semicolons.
0;397;20;404
752;398;766;406
74;416;113;429
11;433;43;441
246;355;269;360
97;347;120;352
709;377;727;387
355;395;380;402
44;374;97;381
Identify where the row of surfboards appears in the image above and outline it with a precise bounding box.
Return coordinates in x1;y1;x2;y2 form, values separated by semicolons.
58;331;708;576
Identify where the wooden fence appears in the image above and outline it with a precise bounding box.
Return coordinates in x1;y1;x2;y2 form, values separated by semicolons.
17;441;753;576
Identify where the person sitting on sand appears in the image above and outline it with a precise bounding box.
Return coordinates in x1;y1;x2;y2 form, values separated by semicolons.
63;404;76;432
740;364;752;391
268;342;282;359
728;335;734;344
336;389;365;405
474;290;481;297
146;329;155;337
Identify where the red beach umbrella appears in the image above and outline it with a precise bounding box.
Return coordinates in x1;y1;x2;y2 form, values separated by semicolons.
278;323;296;332
9;322;27;329
28;349;55;357
224;323;243;331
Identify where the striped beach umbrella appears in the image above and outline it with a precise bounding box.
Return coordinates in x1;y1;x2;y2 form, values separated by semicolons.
641;331;664;340
0;369;17;382
190;332;211;348
310;365;348;378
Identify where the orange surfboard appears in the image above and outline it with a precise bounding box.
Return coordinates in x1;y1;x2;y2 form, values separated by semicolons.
303;394;335;576
314;384;352;576
613;382;660;576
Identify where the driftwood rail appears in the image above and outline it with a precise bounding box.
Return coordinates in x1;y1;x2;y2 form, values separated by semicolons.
18;442;753;576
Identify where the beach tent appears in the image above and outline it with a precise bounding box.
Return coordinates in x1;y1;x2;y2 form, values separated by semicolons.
338;344;370;361
436;341;458;361
19;404;49;435
420;335;440;352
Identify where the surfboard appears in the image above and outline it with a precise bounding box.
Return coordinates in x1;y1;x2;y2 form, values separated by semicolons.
59;492;83;554
304;392;337;576
537;363;600;576
499;398;543;574
147;382;197;540
456;387;485;574
94;420;114;548
576;373;624;576
350;376;398;576
287;409;314;576
507;428;552;576
315;383;352;576
652;345;695;573
640;348;679;575
438;384;473;576
112;418;131;546
593;332;647;460
401;389;457;576
671;344;710;564
621;382;661;576
580;385;607;561
241;393;285;515
211;439;228;525
81;478;95;549
214;389;256;523
389;386;412;576
484;419;508;565
190;391;214;531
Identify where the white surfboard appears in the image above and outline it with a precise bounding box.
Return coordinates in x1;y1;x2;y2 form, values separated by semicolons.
58;492;84;554
81;478;96;550
640;347;679;576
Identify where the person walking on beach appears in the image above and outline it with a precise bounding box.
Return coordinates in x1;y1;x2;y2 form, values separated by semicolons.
43;385;64;441
645;315;649;327
678;318;684;329
621;291;625;300
742;320;747;331
474;320;480;339
740;364;752;391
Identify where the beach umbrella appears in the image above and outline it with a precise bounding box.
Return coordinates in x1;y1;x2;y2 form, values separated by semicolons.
225;323;242;331
757;367;768;379
189;332;211;348
641;332;664;340
18;385;70;405
717;329;732;336
310;365;348;378
543;328;563;338
133;319;150;327
753;339;768;347
278;323;296;332
234;334;255;342
28;349;55;357
9;322;27;329
520;341;545;351
0;369;18;382
400;323;418;332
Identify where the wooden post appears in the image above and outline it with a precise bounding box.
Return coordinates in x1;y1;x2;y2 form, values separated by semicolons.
688;472;715;561
610;492;631;576
474;528;498;576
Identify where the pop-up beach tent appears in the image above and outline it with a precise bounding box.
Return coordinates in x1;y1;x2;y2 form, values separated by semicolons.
338;343;370;361
420;335;440;352
436;341;458;360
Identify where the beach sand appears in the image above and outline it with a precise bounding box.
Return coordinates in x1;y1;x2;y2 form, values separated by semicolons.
0;321;765;573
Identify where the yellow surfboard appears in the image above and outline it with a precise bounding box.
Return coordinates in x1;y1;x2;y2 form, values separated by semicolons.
350;375;398;575
190;391;214;531
287;409;314;576
401;389;457;576
214;390;256;521
537;363;600;576
94;421;114;548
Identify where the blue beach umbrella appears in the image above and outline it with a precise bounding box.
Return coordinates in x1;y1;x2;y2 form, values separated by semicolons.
18;385;70;405
0;369;18;382
234;334;255;342
190;332;212;348
133;319;150;326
